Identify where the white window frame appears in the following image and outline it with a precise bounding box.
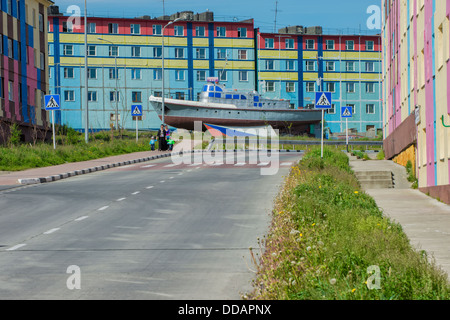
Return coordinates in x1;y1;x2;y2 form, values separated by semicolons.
366;103;375;114
175;48;184;58
239;71;248;82
130;24;141;35
196;48;206;59
197;70;206;81
265;81;275;92
238;27;247;38
63;44;73;56
326;61;335;71
306;82;315;92
88;90;97;102
152;25;162;35
285;38;294;49
64;90;75;102
218;70;227;81
286;60;295;71
306;61;315;71
265;38;274;49
325;39;335;50
195;26;205;37
306;39;315;50
345;40;354;50
64;67;74;79
175;70;185;81
238;49;247;60
286;82;295;92
131;46;141;57
216;26;226;37
174;25;184;36
131;68;142;80
109;46;119;57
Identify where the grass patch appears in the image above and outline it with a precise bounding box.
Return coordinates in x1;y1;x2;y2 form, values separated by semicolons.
0;130;158;171
248;146;450;300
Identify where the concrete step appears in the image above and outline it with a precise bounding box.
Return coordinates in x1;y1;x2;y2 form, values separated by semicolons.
354;171;393;178
354;170;394;190
359;180;394;189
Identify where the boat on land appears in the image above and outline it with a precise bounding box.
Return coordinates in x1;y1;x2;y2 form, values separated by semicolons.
149;78;322;134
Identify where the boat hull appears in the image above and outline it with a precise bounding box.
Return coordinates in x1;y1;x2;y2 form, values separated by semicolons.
150;97;322;134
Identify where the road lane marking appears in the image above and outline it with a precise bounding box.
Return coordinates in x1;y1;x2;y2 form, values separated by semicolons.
258;162;270;166
132;191;140;195
116;198;126;202
160;181;165;183
234;163;246;166
146;186;154;189
74;216;89;221
43;228;60;235
141;164;155;168
281;162;293;166
117;165;136;169
98;206;109;211
6;244;26;251
164;164;179;168
169;177;174;179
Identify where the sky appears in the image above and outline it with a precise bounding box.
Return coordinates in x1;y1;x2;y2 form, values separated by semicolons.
53;0;382;34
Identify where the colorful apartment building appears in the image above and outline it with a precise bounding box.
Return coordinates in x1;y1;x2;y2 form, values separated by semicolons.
48;9;256;131
257;29;383;135
0;0;53;143
382;0;450;203
48;7;382;135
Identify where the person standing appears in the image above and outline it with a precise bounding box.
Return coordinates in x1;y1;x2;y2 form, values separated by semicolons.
149;136;156;151
157;124;166;151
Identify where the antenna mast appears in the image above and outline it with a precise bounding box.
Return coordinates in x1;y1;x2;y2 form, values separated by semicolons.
273;1;278;33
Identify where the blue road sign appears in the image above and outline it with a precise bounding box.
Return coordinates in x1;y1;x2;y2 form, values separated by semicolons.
315;92;332;109
341;106;353;118
131;105;143;117
45;95;61;111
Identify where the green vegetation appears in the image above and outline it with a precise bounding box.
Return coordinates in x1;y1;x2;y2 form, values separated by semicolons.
0;128;157;171
249;147;450;300
406;160;418;189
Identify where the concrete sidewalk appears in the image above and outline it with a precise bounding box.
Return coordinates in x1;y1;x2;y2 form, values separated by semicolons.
349;155;450;278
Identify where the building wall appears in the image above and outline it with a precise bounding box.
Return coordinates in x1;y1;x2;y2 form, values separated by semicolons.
0;0;52;143
48;15;256;131
257;32;383;134
382;0;450;203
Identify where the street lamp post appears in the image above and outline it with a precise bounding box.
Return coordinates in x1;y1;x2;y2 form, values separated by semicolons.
161;16;187;125
98;38;118;132
84;0;89;143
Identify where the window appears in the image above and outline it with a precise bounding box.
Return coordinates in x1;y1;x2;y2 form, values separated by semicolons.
346;61;355;72
306;39;315;49
130;24;141;35
325;39;334;50
345;40;354;50
8;81;13;101
152;25;162;35
306;82;315;92
110;91;120;102
62;21;73;33
306;61;315;71
64;67;74;79
132;91;142;103
87;45;96;56
266;60;274;70
327;104;336;114
238;28;247;38
175;70;185;81
366;104;375;114
153;69;162;80
131;68;142;80
39;13;44;32
347;104;356;114
218;70;227;81
366;82;375;93
265;38;274;49
88;91;97;102
196;48;206;59
239;71;248;82
109;68;119;79
197;70;206;81
195;26;205;37
366;40;374;51
109;46;119;57
265;81;275;92
285;38;294;49
326;61;335;71
63;45;73;56
347;82;355;93
286;82;295;92
131;46;141;57
174;26;184;36
238;49;247;60
216;26;226;37
88;68;97;79
286;60;295;70
153;47;162;58
87;23;96;34
175;48;184;58
326;82;335;92
366;62;375;72
64;90;75;101
6;0;12;15
217;48;227;60
7;39;13;58
108;23;118;34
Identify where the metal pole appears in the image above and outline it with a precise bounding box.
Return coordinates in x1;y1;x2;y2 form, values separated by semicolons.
52;110;56;149
136;117;138;142
346;117;349;153
162;25;166;126
115;55;118;132
84;0;89;143
321;109;324;159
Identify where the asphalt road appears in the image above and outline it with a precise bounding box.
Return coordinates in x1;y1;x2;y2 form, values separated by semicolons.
0;151;302;300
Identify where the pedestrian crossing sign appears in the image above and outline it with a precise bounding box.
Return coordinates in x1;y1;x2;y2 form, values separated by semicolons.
131;105;143;117
315;92;332;109
44;95;60;111
341;106;353;118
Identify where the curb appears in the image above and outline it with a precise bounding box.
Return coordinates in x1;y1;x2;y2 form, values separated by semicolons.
17;149;304;185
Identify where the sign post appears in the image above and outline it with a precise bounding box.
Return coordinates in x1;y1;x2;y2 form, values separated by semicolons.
45;94;61;150
341;106;353;153
315;92;332;158
132;105;143;142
